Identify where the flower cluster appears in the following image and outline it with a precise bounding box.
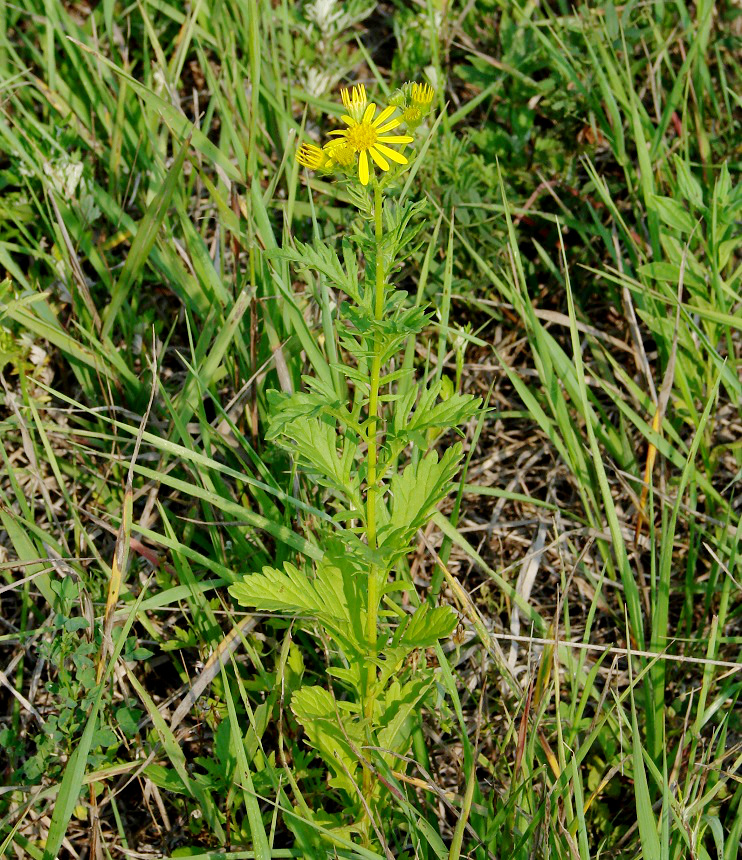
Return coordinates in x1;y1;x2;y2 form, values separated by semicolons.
296;81;435;186
388;81;435;130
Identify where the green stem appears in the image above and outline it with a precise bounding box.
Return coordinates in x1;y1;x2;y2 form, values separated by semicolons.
365;181;385;651
361;180;385;813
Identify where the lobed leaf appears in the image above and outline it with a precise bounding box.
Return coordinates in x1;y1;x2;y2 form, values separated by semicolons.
397;604;457;650
291;685;364;794
229;562;339;619
380;445;464;549
270;239;361;303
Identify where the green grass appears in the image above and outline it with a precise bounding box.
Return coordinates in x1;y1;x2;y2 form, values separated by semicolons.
0;1;740;858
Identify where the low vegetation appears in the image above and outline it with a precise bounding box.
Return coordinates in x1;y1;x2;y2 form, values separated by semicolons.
0;1;739;858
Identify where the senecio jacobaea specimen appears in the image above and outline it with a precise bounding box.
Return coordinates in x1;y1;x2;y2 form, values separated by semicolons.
232;76;482;846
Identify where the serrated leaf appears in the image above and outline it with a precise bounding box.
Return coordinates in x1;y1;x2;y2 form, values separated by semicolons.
409;392;482;434
379;445;463;549
318;550;367;649
266;390;338;439
229;562;342;621
391;387;420;435
312;559;351;626
398;604;457;649
291;685;364;794
330;362;370;389
278;416;362;511
229;556;365;652
267;379;356;441
377;677;431;763
269;240;360;302
392;381;482;439
342;304;431;347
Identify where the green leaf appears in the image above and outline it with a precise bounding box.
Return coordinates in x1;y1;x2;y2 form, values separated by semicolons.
632;706;661;858
91;727;117;748
671;155;704;209
230;562;335;617
277;416;363;511
63;617;90;633
397;604;457;649
638;262;705;290
380;445;463;549
266;384;346;439
270;239;360;303
377;677;431;762
392;381;481;443
650;194;696;234
409;392;482;435
291;685;364;794
144;763;189;795
229;558;356;641
115;706;143;738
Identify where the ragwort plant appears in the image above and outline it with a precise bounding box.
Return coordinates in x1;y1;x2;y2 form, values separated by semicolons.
230;81;482;840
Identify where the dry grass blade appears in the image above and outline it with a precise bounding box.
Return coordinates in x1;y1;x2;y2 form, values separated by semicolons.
169;616;257;730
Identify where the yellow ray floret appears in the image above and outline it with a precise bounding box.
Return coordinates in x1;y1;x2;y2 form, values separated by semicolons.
410;82;435;108
296;143;328;170
340;83;368;122
329;102;413;186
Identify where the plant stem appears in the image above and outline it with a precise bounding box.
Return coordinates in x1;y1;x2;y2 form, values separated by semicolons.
365;180;385;652
361;179;385;811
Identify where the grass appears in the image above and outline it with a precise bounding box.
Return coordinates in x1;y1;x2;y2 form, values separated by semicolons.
0;0;740;858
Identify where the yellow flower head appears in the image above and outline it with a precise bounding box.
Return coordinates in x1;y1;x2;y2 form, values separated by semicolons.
329;102;413;186
409;82;435;109
296;143;328;170
323;139;356;168
340;83;368;122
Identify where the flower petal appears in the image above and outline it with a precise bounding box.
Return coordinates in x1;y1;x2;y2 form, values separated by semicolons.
341;115;356;127
362;103;376;124
372;105;396;128
368;146;390;171
359;150;370;185
374;119;402;134
377;135;414;144
328;129;349;137
373;143;409;164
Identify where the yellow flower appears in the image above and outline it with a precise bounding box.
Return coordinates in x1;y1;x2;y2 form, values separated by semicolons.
340;83;368;122
296;143;328;170
329;102;413;186
323;140;356;168
409;82;435;109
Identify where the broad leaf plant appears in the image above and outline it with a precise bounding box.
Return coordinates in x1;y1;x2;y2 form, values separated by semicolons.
230;81;482;843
